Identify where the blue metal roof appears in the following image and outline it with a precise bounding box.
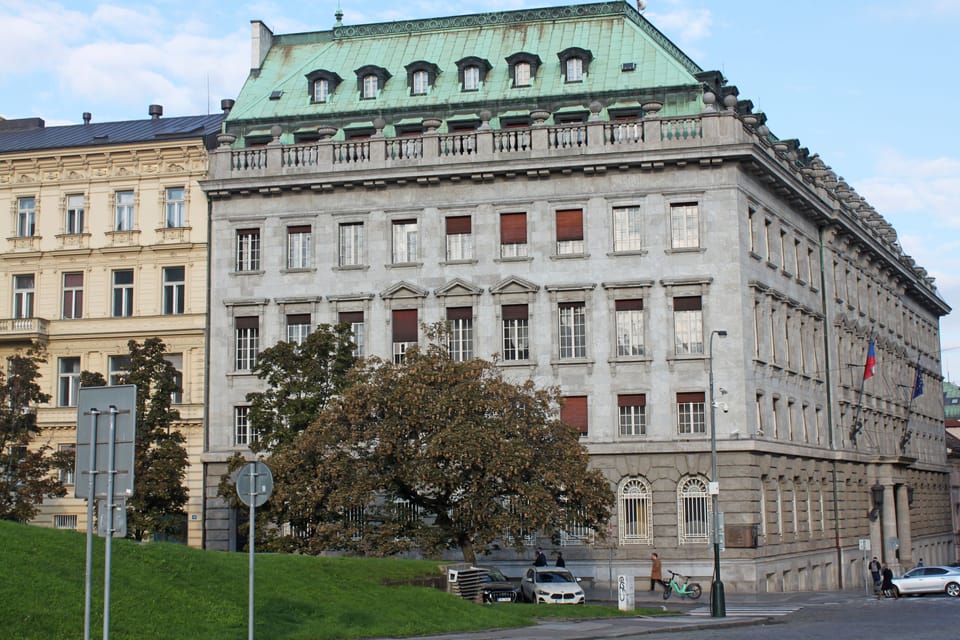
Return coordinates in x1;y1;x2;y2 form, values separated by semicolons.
0;114;224;153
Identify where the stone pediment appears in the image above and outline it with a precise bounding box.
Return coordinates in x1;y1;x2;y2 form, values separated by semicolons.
434;278;483;298
380;280;428;300
490;275;539;295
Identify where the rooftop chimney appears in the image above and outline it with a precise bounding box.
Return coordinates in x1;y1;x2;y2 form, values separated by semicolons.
148;104;163;119
221;99;235;114
83;112;92;125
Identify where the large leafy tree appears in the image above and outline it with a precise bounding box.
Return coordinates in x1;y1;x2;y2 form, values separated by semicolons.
0;345;70;521
267;329;614;562
217;324;356;549
246;323;356;452
83;337;188;540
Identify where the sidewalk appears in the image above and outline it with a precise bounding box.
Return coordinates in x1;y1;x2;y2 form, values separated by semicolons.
371;588;867;640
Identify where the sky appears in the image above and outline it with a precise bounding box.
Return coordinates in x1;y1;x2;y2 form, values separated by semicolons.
2;0;959;377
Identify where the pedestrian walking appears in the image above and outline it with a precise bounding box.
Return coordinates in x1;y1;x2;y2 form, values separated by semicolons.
650;552;663;591
869;556;881;591
534;547;547;566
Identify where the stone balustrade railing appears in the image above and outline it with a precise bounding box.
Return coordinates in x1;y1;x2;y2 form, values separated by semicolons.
0;317;49;341
212;112;750;180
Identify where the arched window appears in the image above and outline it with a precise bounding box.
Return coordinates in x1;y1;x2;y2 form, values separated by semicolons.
455;56;492;92
354;65;391;100
463;66;480;90
566;57;583;82
505;52;541;88
405;61;440;96
514;62;531;87
313;78;329;103
677;476;711;544
305;69;342;103
619;477;653;544
557;47;593;82
362;74;378;99
412;70;429;95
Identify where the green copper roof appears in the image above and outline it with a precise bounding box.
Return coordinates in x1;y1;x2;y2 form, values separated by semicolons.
228;1;704;128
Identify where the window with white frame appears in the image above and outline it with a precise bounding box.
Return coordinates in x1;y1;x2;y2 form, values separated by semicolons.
59;444;76;485
447;307;473;361
391;219;418;263
615;299;644;356
165;187;186;227
286;225;312;270
411;70;429;95
286;313;311;345
677;392;706;434
112;269;134;317
392;309;417;363
108;355;130;385
514;62;531;87
339;311;364;357
236;228;261;272
463;65;480;90
501;304;529;361
558;302;586;359
673;296;703;355
339;222;364;267
17;196;35;237
58;357;81;407
565;57;583;82
165;353;183;404
13;274;34;319
556;208;584;255
361;74;378;99
618;394;646;436
445;216;473;261
677;476;711;544
235;316;259;371
612;206;642;252
62;272;83;319
115;191;134;231
618;477;652;544
65;194;85;234
559;510;595;546
313;78;329;103
234;406;258;446
670;202;700;249
499;212;527;258
162;266;185;315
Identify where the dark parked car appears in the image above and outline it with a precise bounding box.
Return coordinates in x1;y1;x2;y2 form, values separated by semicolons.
478;566;522;603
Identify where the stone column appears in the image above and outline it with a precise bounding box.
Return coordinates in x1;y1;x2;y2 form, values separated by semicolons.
881;483;899;571
895;484;913;568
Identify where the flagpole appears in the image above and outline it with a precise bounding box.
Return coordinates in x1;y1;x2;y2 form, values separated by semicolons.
900;357;923;450
850;337;875;446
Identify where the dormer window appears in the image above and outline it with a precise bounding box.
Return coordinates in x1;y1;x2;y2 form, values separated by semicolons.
404;61;440;96
505;52;541;88
305;69;342;103
355;65;391;100
558;47;593;83
455;56;492;92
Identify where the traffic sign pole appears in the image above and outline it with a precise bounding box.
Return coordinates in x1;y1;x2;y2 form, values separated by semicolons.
236;461;273;640
82;409;100;640
249;463;256;640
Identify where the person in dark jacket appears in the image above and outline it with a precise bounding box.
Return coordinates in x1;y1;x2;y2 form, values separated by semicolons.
534;547;547;566
880;563;898;598
555;552;565;567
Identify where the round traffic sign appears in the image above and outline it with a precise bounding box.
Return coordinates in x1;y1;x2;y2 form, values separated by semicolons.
236;461;273;507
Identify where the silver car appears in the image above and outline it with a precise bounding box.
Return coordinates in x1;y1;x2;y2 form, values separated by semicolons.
891;565;960;597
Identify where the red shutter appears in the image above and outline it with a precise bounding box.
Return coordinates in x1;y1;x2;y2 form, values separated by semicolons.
556;209;583;241
676;392;705;404
500;212;527;243
392;309;418;342
615;298;643;311
446;307;472;320
673;296;702;311
501;304;528;320
445;216;471;235
561;396;589;435
618;394;646;407
338;311;363;323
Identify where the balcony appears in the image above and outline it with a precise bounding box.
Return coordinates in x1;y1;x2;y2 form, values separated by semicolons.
0;317;49;344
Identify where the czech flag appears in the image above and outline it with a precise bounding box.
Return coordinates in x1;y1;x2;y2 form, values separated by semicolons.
863;340;876;381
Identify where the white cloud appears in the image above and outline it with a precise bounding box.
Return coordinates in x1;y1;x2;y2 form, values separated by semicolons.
0;2;89;75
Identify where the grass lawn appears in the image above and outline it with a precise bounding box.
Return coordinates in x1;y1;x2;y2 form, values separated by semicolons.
0;521;669;639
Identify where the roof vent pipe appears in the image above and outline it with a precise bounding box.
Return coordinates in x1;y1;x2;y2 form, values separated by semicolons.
149;104;163;119
82;112;92;125
221;99;235;114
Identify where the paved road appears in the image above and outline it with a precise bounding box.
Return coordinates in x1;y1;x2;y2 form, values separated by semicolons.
371;589;959;640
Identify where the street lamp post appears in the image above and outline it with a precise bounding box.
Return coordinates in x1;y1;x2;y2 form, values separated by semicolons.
709;329;728;618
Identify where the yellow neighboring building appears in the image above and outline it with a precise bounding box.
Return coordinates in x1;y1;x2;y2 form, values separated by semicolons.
0;107;224;546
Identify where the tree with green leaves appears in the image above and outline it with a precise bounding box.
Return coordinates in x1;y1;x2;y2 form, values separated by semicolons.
218;323;356;549
0;344;70;521
83;337;188;540
266;328;614;563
